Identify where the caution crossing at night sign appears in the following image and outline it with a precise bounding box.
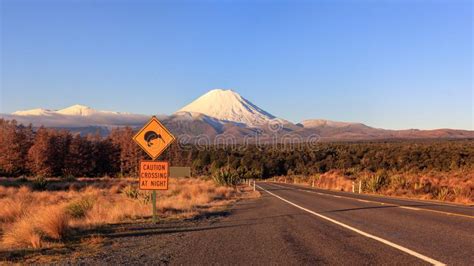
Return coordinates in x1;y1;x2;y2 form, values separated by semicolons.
139;161;169;190
133;116;175;160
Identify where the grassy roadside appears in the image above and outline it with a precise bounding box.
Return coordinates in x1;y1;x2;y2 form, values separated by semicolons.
0;177;259;263
272;169;473;204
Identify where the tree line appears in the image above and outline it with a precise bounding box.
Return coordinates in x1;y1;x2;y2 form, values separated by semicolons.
1;119;473;178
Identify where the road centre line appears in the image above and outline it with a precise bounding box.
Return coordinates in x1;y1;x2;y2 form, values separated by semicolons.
257;185;445;266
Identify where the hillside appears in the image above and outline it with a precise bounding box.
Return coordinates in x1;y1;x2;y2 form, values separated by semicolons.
1;89;473;140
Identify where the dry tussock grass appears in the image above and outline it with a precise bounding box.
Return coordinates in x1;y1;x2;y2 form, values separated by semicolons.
274;171;353;192
0;178;239;250
276;169;473;204
2;215;42;249
0;198;27;224
35;205;70;240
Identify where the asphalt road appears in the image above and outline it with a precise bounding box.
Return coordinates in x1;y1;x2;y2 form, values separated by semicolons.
72;182;473;265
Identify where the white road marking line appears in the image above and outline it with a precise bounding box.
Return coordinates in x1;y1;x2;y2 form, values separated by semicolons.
301;189;316;194
400;206;421;211
357;199;371;203
257;185;445;266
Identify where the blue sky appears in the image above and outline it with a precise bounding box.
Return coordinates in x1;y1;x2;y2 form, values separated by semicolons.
1;0;472;130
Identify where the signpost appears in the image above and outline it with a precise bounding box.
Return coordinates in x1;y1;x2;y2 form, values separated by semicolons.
133;116;175;223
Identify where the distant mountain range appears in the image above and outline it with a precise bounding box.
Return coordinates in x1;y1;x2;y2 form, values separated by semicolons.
2;89;473;141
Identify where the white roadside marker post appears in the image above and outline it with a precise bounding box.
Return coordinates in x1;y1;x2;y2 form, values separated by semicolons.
352;181;355;193
253;179;256;191
359;181;362;194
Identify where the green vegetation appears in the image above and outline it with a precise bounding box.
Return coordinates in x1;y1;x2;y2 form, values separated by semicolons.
364;174;387;193
121;185;140;199
66;197;94;218
32;176;48;191
190;141;474;179
212;167;240;187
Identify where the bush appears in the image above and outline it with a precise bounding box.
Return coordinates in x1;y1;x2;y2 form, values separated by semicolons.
32;176;48;191
212;167;240;187
343;168;359;177
434;187;450;201
63;174;77;182
66;197;94;218
139;191;152;204
364;171;388;192
389;175;407;189
121;185;139;199
245;169;263;180
17;176;28;183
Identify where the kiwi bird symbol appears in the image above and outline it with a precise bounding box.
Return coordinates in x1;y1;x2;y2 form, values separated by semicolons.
144;131;164;147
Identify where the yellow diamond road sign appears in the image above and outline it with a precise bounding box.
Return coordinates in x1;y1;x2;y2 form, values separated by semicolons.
133;116;176;160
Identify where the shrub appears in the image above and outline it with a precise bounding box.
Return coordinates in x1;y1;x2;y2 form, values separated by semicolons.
434;187;450;201
237;166;262;180
17;176;28;183
63;174;77;182
343;168;359;177
121;185;139;199
364;172;388;193
414;181;423;191
32;176;48;191
212;167;240;187
389;175;407;189
246;169;262;180
139;191;152;204
66;197;94;218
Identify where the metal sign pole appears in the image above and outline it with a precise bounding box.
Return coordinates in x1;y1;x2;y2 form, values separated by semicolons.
152;190;157;223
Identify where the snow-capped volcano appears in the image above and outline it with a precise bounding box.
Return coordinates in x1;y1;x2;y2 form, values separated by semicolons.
3;89;473;140
176;89;277;126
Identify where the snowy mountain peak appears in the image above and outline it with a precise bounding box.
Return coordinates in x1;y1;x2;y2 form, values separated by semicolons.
12;108;54;116
57;104;96;116
176;89;277;126
11;104;125;117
